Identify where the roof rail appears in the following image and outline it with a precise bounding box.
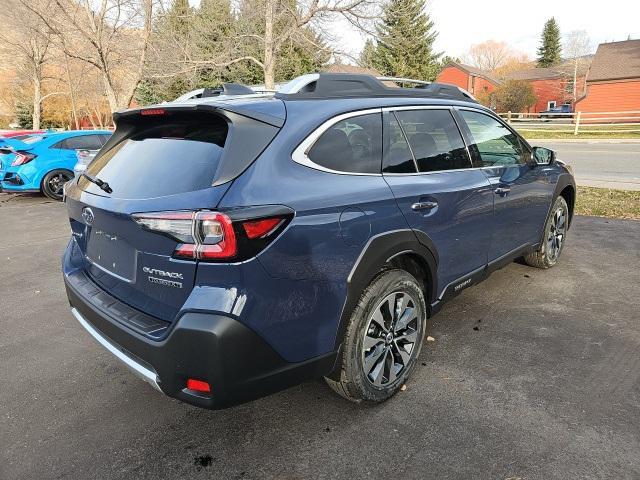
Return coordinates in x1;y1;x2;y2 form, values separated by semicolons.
172;83;270;102
275;73;477;103
202;83;255;97
376;76;430;86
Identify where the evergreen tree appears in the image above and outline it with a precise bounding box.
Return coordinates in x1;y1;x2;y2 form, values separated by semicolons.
370;0;441;81
15;102;33;129
537;17;562;67
359;39;377;69
168;0;192;35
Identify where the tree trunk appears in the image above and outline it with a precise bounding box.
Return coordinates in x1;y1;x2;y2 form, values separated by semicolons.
32;72;42;130
64;55;80;129
573;60;578;102
263;0;275;90
101;71;120;112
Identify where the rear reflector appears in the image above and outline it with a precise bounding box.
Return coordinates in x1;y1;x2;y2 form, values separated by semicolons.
186;378;211;393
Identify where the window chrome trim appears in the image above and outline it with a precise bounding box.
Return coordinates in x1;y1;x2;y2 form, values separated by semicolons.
291;108;383;176
291;104;506;177
383;165;497;176
382;105;455;113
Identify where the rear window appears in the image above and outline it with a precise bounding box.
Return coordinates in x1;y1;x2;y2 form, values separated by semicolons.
53;134;104;150
80;116;228;199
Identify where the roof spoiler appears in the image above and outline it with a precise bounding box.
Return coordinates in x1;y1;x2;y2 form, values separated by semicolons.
113;103;284;128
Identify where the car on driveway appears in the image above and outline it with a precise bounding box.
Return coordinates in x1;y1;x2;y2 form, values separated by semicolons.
62;73;576;409
0;130;111;200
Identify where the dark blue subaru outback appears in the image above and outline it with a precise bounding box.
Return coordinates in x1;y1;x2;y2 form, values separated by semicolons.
62;74;575;409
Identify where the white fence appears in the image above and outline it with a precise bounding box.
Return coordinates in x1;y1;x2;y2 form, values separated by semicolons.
497;111;640;135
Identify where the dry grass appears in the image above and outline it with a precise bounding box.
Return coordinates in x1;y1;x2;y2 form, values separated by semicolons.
575;186;640;220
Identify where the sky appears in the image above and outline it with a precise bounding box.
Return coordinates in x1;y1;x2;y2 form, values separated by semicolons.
189;0;640;61
331;0;640;61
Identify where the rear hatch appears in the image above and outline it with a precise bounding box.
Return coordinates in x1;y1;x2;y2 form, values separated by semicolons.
65;103;282;323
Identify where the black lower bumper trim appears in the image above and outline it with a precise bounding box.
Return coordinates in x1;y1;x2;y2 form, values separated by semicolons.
64;271;338;409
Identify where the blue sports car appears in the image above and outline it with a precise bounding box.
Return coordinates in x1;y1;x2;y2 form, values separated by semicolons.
0;130;111;200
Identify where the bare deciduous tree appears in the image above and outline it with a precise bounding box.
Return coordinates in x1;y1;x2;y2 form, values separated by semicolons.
22;0;154;112
0;0;56;129
564;30;592;101
153;0;379;90
464;40;514;72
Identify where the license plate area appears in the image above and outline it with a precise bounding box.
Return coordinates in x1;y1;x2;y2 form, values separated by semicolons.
85;228;136;282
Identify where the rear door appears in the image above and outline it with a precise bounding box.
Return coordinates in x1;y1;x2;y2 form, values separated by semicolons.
456;109;551;262
65;111;239;322
382;107;494;300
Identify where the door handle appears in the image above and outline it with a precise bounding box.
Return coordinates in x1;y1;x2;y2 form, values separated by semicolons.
494;187;511;196
411;201;438;211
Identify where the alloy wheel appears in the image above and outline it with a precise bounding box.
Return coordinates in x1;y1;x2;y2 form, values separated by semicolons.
547;207;566;261
48;172;71;196
362;291;420;387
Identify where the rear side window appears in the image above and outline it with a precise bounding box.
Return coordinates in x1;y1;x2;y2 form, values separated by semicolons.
395;110;471;173
307;113;382;174
459;110;527;167
52;135;104;150
80;116;228;199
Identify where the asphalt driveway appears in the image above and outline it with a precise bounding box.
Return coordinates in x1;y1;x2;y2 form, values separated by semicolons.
1;193;639;479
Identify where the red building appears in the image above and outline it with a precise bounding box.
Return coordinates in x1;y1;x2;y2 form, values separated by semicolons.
436;61;588;113
575;39;640;113
437;62;499;98
504;66;587;113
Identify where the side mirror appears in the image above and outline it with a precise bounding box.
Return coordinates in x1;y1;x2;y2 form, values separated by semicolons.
532;146;556;166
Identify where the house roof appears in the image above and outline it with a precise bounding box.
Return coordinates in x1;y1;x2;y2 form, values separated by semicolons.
586;39;640;82
446;62;501;85
504;59;591;81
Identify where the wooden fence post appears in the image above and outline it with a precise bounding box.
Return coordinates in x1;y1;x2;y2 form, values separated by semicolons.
507;111;512;124
574;111;581;136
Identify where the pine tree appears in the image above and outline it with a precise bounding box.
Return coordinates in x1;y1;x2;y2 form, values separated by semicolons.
15;102;33;129
168;0;192;35
537;17;562;67
370;0;441;81
359;39;376;69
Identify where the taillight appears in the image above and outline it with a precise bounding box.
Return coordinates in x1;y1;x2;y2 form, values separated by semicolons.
132;208;292;262
11;152;36;166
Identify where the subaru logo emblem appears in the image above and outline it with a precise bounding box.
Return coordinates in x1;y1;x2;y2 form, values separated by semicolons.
81;207;95;225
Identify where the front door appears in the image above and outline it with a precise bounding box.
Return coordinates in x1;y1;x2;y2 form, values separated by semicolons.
456;109;551;262
382;108;494;300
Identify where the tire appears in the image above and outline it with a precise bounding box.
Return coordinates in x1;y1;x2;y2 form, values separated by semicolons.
41;169;73;201
325;269;427;403
524;196;569;269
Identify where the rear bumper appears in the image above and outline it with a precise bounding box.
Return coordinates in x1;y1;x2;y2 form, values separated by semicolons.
64;269;338;409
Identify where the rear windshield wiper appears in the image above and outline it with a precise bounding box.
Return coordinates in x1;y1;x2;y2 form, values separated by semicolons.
81;172;112;194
